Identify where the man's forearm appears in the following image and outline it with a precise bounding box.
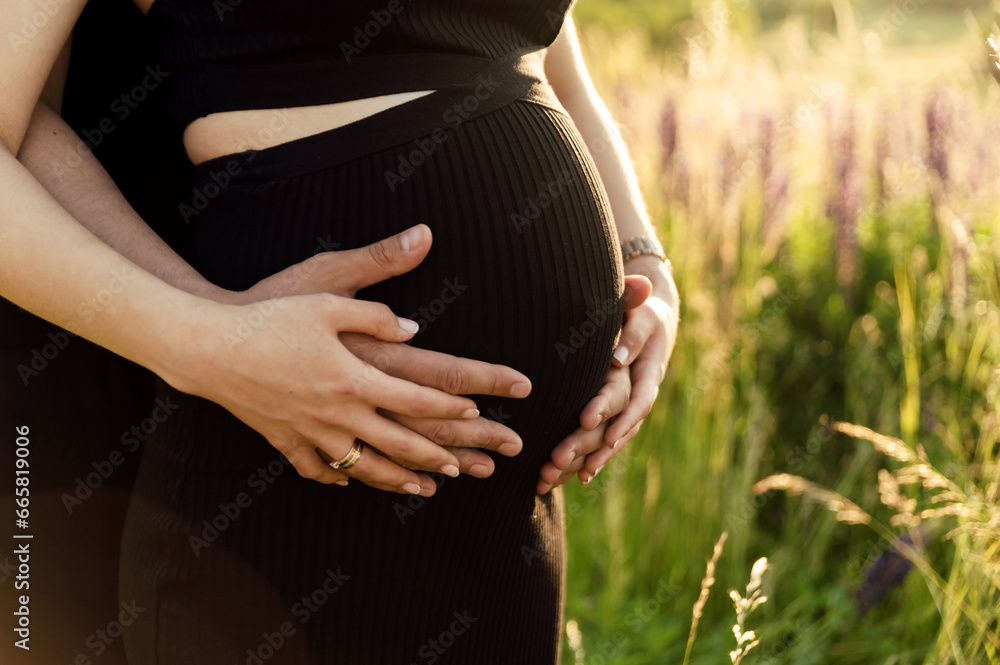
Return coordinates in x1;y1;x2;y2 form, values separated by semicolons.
18;102;231;302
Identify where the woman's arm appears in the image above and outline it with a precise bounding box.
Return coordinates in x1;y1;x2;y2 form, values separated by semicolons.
0;0;189;372
539;14;680;492
544;16;678;308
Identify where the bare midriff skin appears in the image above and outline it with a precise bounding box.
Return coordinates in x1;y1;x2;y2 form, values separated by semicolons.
134;0;436;165
180;91;437;164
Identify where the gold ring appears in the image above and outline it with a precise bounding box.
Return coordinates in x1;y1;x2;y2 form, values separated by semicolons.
329;440;364;470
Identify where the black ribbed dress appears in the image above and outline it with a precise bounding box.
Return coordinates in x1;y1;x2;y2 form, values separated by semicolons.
119;2;625;662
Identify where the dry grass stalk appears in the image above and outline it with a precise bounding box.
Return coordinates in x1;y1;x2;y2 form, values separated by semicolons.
800;420;1000;657
729;557;770;664
832;421;920;464
753;473;872;525
681;531;728;665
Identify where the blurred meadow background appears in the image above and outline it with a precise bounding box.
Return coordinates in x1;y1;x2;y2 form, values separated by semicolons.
563;0;1000;663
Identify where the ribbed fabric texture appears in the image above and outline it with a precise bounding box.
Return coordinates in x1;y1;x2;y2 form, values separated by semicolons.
119;68;624;663
146;0;576;132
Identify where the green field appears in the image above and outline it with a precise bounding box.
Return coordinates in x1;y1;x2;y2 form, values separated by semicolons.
562;2;1000;663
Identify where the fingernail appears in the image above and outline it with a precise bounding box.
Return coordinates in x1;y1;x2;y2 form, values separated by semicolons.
498;442;521;456
510;381;532;398
442;464;460;478
400;225;423;253
335;479;349;487
461;408;479;419
594;412;605;427
610;437;621;449
403;482;422;494
398;317;419;333
613;346;629;364
469;464;491;478
583;473;594;485
595;464;605;478
566;450;577;466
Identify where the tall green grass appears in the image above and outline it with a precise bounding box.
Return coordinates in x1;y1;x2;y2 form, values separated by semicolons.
562;3;1000;663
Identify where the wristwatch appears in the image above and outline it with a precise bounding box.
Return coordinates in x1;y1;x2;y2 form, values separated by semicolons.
620;235;670;273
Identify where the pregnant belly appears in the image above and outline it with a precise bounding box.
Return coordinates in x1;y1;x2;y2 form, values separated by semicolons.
185;97;624;472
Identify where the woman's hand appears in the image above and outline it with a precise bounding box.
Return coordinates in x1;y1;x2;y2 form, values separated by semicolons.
167;293;491;497
537;263;678;494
